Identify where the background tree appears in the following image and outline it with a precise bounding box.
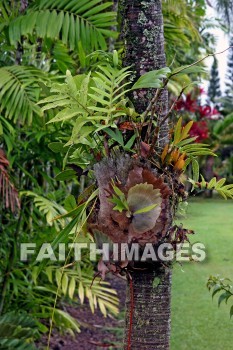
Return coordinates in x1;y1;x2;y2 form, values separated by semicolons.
213;0;233;29
225;38;233;95
208;57;221;104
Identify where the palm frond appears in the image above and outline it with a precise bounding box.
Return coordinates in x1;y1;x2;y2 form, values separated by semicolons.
163;0;202;62
0;312;39;350
0;66;48;125
214;113;233;135
21;191;68;229
8;0;118;53
43;266;119;317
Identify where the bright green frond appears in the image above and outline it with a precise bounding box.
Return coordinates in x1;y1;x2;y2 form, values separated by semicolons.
8;0;118;53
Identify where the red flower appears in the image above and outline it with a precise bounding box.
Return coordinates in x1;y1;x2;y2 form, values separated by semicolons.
175;93;198;113
198;105;220;119
189;121;209;142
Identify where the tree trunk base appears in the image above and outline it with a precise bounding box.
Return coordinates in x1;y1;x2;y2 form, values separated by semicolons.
124;264;172;350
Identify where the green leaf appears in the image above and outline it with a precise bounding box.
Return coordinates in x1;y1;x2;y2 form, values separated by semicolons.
78;41;86;68
47;107;83;124
187;150;216;156
64;195;77;212
78;282;85;304
218;292;231;307
174;117;182;144
191;158;199;183
111;181;125;199
152;277;161;288
176;137;198;147
216;178;226;188
124;134;136;150
132;67;171;90
207;177;217;189
45;266;53;284
56;269;62;287
134;203;158;215
62;273;69;295
55;169;77;181
172;65;206;76
109;194;129;212
48;142;65;153
69;277;76;299
230;305;233;318
181;120;193;139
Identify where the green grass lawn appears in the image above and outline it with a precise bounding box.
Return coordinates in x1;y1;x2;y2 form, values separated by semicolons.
171;198;233;350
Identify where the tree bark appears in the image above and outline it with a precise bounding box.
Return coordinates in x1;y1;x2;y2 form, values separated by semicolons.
124;265;172;350
120;0;169;147
119;1;172;349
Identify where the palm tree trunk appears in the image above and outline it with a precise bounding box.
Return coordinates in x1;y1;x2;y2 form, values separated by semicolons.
120;0;169;147
124;265;172;350
119;1;172;349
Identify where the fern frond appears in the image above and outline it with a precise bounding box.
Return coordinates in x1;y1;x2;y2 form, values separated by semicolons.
189;176;233;199
39;66;132;146
88;65;132;123
8;0;118;52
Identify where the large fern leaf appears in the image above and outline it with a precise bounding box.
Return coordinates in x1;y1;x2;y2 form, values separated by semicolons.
39;65;132;146
8;0;118;53
0;66;48;125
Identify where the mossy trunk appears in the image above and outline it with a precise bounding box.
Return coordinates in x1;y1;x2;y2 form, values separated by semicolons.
124;265;172;350
119;1;172;349
120;0;169;147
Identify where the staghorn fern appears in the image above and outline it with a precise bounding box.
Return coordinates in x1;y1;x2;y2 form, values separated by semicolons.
7;0;118;53
127;183;162;234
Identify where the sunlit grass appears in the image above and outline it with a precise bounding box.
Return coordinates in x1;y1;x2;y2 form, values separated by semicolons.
171;197;233;349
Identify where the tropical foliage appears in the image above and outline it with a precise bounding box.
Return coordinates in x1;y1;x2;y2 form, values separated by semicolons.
0;0;232;348
207;275;233;319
